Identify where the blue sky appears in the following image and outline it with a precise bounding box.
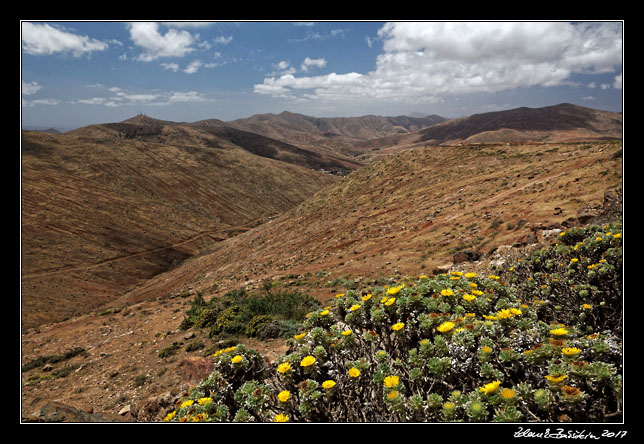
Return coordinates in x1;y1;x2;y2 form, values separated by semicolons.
21;21;623;130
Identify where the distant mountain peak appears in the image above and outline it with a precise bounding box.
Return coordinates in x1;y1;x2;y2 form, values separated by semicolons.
121;114;172;126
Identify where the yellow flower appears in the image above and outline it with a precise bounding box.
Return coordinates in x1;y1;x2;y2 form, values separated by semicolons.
384;375;400;388
274;414;289;422
322;380;336;389
335;293;345;298
497;309;513;319
190;413;207;422
278;390;291;402
550;327;569;336
481;346;492;354
562;347;581;356
386;390;400;400
469;282;478;288
231;355;243;364
613;233;621;239
277;362;292;374
545;374;568;383
361;293;372;302
488;275;500;280
465;272;477;278
348;367;361;378
571;258;579;263
472;289;484;296
293;332;306;340
385;297;396;306
349;304;360;311
197;397;212;405
583;304;592;310
419;275;428;279
451;271;463;276
320;310;330;316
436;321;455;333
483;315;498;321
463;294;476;302
440;289;454;296
387;285;403;295
392;322;405;331
163;410;176;421
500;388;516;400
300;355;316;367
480;380;501;395
510;308;522;316
180;399;194;409
341;329;353;336
561;385;583;399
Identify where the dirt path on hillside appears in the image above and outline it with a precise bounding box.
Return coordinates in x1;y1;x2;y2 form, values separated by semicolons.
21;222;258;280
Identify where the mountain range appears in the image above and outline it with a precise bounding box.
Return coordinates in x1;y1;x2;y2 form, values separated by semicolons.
21;103;622;330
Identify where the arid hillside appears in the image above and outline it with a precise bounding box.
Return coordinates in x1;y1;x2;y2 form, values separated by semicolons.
352;104;622;156
117;140;623;309
21;128;338;330
226;112;447;159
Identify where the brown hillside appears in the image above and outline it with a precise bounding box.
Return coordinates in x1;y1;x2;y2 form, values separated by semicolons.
67;115;360;172
227;112;446;159
117;140;622;308
21;129;337;330
355;104;622;152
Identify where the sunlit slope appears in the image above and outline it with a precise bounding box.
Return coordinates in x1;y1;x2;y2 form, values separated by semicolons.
119;140;622;304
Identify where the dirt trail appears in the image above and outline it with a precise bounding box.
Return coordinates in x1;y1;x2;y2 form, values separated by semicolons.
22;223;256;280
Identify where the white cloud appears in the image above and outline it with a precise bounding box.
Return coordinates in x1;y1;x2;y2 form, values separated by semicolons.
22;22;109;56
168;91;208;103
613;73;622;89
183;60;203;74
213;35;233;45
22;80;41;95
255;21;622;105
74;87;210;107
127;22;196;61
301;57;327;72
161;62;180;72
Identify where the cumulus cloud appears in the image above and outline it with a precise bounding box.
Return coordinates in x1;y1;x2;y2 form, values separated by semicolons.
183;59;203;74
22;80;42;95
301;57;327;72
127;22;196;61
22;22;109;56
255;21;622;104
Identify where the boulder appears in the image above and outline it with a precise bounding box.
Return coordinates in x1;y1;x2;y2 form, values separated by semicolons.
178;356;214;385
452;249;480;264
36;401;130;422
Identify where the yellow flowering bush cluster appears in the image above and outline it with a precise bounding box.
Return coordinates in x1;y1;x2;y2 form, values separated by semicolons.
163;223;622;422
506;222;622;336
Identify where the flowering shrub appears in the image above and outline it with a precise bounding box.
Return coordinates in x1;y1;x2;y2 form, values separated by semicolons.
164;223;622;422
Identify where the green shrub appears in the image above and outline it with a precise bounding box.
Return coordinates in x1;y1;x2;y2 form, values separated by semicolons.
181;287;320;340
164;222;622;423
